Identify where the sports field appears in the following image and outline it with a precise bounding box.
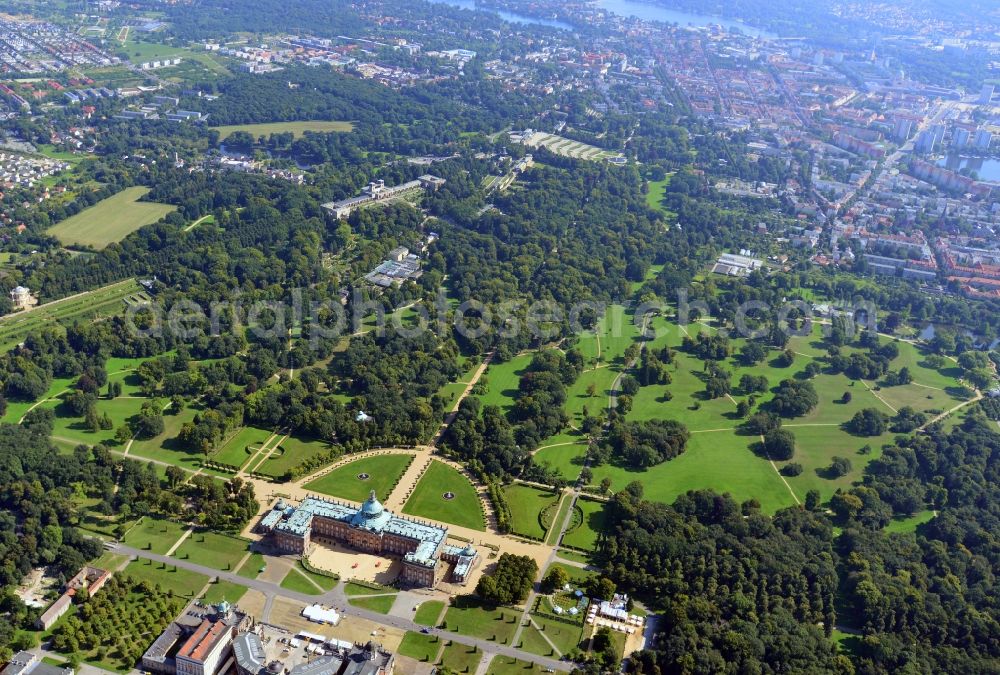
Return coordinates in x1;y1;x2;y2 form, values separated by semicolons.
402;461;485;531
304;453;414;502
48;187;176;248
212;120;354;141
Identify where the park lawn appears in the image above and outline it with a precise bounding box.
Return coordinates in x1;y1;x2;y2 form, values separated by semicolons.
561;498;607;551
122;559;209;598
547;561;598;587
212;120;355;140
487;655;546;675
236;552;266;579
402;461;485;531
397;631;440;662
517;623;557;658
127;404;207;472
347;593;396;614
255;434;336;479
626;351;740;431
437;381;468;411
200;580;248;605
478;353;533;415
0;375;77;424
645;175;673;213
122;517;188;554
544;495;574;546
884;509;935;534
305;453;414;502
47;187;176;249
443;599;520;644
439;640;483;673
533;437;587;483
589;429;794;513
884;339;965;391
279;564;337;594
414;600;446;627
871;381;962;415
172;531;249;571
775;425;894;505
45;394;147;448
212;426;274;469
344;581;395;596
504;484;559;540
530;616;584;655
563;367;619;426
785;373;894;425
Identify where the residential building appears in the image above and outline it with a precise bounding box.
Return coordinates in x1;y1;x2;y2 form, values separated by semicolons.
37;566;111;630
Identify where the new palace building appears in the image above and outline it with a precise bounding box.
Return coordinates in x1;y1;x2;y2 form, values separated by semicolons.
257;492;479;587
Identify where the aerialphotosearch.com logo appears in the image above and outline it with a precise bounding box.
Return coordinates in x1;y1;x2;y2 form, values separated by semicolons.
123;287;879;344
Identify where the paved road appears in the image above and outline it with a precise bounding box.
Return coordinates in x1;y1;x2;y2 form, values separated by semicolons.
111;543;573;672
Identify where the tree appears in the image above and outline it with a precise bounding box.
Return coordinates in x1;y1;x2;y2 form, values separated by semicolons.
114;425;133;444
828;456;852;477
846;408;888;436
841;391;852;404
586;383;597;397
770;379;818;417
804;489;821;511
781;462;803;476
599;477;612;494
475;554;537;606
763;428;796;461
542;566;569;593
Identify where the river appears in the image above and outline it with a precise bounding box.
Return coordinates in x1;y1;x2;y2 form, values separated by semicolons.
937;154;1000;183
434;0;775;37
595;0;775;38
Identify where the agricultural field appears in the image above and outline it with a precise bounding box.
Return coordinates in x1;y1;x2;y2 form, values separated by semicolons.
212;120;355;140
402;461;485;531
522;132;620;162
503;484;560;540
47;187;177;249
304;453;414;502
0;279;146;352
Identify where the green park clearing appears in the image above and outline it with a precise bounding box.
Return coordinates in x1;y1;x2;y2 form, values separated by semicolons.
212;121;355;140
212;426;275;469
442;598;520;644
561;498;607;551
122;559;209;597
47;187;177;249
402;460;485;531
253;435;338;479
122;517;188;554
503;484;560;540
171;531;249;571
304;453;415;502
414;600;446;626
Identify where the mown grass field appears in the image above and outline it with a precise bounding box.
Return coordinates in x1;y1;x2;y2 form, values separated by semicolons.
403;461;485;531
254;435;337;479
503;484;559;540
305;453;414;502
122;517;187;554
122;559;208;597
561;498;607;551
212;426;274;468
212;120;354;140
442;599;520;643
47;187;176;248
171;531;249;571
